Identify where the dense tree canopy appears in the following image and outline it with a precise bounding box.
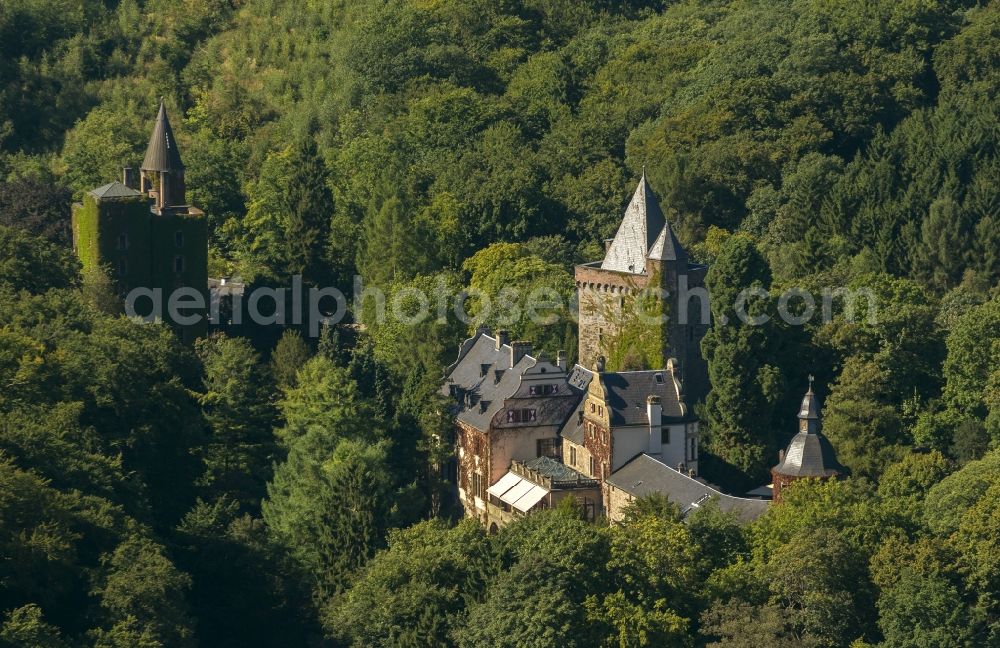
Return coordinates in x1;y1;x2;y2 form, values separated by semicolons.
0;0;998;645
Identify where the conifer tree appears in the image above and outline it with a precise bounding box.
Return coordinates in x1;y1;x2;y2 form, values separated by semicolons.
700;236;782;483
283;138;333;286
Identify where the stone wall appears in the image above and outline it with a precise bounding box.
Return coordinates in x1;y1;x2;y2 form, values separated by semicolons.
606;482;635;523
575;262;650;371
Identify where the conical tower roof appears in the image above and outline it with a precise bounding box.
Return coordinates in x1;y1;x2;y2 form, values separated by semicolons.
647;220;686;262
601;171;667;274
141;101;184;173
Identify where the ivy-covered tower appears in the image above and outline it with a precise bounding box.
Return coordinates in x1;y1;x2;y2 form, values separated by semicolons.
574;172;710;401
72;101;208;341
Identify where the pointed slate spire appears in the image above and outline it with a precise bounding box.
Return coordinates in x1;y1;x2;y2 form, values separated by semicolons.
601;170;667;273
647;220;686;262
141;101;184;173
798;376;820;422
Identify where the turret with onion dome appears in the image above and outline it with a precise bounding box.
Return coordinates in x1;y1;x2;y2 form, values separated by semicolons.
770;376;847;502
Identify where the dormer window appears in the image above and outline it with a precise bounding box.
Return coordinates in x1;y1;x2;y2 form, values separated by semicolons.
506;408;537;423
654;372;664;384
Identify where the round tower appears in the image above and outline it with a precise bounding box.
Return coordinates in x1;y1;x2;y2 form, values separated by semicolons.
771;377;846;502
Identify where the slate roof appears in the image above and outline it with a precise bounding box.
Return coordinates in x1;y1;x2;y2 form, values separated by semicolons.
798;385;821;419
599;369;691;426
442;331;589;432
142;102;185;172
772;386;847;478
601;173;667;273
773;433;846;478
560;404;585;446
607;454;770;523
647;219;686;262
88;181;142;200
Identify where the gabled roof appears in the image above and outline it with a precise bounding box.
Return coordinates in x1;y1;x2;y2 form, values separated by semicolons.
141;101;184;172
598;368;691;426
601;172;668;274
441;331;589;432
88;181;142;200
607;453;769;523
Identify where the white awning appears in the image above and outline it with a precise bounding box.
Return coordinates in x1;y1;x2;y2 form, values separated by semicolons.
500;479;534;505
512;484;549;512
487;472;522;498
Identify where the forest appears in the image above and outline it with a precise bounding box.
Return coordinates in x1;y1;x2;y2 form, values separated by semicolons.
0;0;999;646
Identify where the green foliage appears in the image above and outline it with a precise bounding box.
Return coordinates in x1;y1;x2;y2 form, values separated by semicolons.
700;235;781;482
0;226;80;293
0;177;72;246
325;519;492;647
195;334;277;506
0;604;67;648
91;534;196;648
462;242;575;355
269;328;312;390
283;138;334;286
1;0;999;643
922;449;1000;537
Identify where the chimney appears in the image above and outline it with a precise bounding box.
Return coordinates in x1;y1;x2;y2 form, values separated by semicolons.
778;449;785;463
496;330;510;349
556;350;567;371
122;167;136;189
647;395;662;453
510;341;532;366
595;356;606;372
604;238;614;254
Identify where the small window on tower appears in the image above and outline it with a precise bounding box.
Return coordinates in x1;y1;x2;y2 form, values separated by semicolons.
174;231;184;248
118;232;129;251
661;427;670;445
117;258;127;277
174;256;184;273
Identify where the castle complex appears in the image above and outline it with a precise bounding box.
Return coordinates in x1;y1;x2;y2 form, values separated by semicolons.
444;176;845;528
71;102;208;341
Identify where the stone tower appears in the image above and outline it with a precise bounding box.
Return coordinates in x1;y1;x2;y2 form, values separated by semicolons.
72;101;208;341
574;172;709;401
770;379;847;502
